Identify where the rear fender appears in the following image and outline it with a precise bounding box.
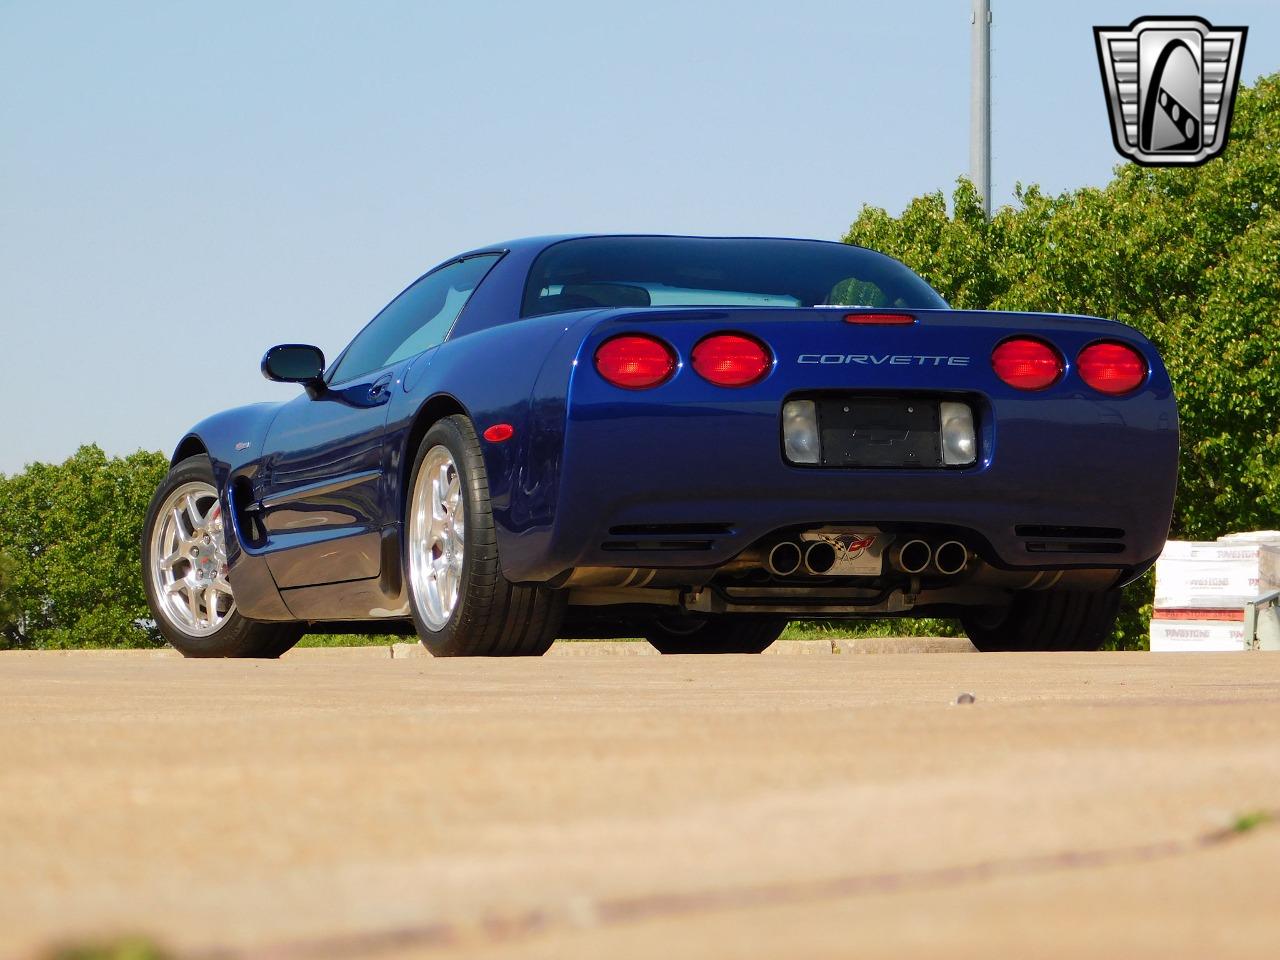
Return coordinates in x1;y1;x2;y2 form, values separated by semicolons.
387;310;605;578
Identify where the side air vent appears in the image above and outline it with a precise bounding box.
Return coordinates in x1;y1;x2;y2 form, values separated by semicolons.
229;476;266;546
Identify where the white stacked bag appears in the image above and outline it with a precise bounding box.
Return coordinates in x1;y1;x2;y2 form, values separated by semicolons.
1150;533;1280;652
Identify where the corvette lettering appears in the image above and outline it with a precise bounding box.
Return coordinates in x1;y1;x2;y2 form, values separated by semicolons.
797;354;972;366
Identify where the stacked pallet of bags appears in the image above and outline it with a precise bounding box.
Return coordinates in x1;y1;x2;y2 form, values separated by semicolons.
1150;533;1280;651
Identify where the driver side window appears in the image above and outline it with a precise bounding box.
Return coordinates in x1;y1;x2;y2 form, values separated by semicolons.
328;254;500;384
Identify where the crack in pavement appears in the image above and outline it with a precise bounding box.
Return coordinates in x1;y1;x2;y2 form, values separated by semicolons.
173;810;1278;960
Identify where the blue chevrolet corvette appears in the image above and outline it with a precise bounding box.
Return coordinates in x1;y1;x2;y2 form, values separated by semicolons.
142;235;1178;656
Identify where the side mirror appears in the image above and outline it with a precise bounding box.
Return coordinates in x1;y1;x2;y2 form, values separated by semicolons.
261;344;325;391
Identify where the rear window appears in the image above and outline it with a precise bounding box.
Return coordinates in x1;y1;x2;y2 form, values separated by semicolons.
521;236;947;317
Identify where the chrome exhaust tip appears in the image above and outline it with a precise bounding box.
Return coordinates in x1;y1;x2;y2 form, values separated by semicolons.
934;540;969;575
893;539;933;575
804;540;838;575
767;541;803;577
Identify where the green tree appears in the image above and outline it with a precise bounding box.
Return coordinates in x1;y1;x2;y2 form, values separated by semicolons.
0;445;169;649
0;550;20;645
844;73;1280;648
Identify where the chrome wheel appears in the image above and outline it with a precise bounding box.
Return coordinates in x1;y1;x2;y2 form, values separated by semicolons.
149;481;235;637
408;445;464;630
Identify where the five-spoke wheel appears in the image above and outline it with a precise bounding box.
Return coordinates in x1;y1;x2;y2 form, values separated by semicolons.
403;415;563;655
148;481;235;636
142;455;300;657
407;446;465;630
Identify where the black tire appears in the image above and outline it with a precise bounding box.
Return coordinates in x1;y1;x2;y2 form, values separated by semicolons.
404;415;564;656
960;589;1122;652
645;614;789;654
142;455;301;658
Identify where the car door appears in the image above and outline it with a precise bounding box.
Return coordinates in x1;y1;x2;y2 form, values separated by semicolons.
256;253;501;589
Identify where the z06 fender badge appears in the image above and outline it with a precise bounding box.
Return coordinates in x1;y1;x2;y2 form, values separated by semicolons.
235;441;252;451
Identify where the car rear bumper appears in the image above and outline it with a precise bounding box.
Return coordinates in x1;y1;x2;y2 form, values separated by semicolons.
510;390;1177;584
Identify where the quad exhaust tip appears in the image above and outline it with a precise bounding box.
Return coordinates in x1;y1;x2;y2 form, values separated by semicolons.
768;536;969;578
934;540;969;575
804;541;838;575
894;539;933;575
767;541;803;577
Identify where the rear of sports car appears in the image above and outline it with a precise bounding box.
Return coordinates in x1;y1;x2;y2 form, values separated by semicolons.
522;242;1178;651
551;304;1175;570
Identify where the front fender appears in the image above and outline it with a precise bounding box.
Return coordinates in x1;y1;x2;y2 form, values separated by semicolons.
173;402;284;476
172;401;294;621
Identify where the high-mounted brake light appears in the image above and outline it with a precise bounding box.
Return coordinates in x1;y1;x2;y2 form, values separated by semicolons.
594;334;676;389
843;313;916;325
991;337;1063;391
1077;341;1147;396
691;333;772;387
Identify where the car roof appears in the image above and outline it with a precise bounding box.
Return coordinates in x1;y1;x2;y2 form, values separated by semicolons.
456;234;869;260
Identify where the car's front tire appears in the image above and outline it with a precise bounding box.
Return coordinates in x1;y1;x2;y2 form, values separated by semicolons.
645;614;789;654
404;415;564;656
142;455;301;657
960;588;1122;652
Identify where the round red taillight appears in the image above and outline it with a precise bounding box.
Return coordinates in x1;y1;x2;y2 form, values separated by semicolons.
690;333;772;387
991;337;1063;391
594;334;676;389
1077;341;1147;396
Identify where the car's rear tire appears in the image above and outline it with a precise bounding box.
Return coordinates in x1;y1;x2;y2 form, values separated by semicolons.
404;415;564;656
142;455;301;658
960;588;1122;652
645;615;789;654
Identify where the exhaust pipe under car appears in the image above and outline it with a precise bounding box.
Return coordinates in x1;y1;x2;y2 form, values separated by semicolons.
768;535;968;578
891;539;932;575
767;541;803;577
934;540;969;575
803;540;838;575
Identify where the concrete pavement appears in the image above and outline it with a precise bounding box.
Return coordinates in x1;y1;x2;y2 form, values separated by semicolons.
2;651;1278;958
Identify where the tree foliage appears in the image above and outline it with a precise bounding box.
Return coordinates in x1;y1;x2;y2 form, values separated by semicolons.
845;73;1280;647
0;445;169;649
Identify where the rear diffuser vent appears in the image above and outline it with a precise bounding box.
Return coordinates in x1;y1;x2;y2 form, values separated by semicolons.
608;523;733;536
1025;542;1125;555
602;522;733;553
1015;524;1125;540
601;540;716;552
1017;524;1126;555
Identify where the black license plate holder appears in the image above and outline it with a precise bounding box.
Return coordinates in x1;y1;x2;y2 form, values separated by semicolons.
817;398;943;468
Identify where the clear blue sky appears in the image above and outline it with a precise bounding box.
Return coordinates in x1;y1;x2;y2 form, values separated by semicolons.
2;1;1276;473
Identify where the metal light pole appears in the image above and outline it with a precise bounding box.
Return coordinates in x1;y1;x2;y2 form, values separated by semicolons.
970;0;992;217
